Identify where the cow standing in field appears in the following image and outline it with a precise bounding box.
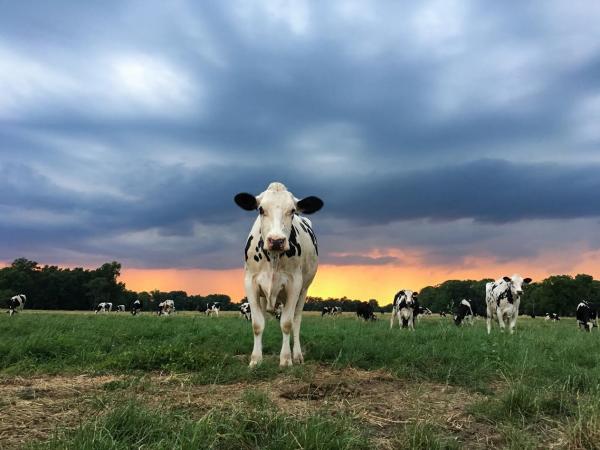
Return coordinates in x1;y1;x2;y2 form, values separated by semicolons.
235;182;323;367
205;302;221;317
240;302;252;320
158;299;175;316
545;313;560;321
576;301;598;332
485;275;531;334
131;300;142;315
7;294;26;316
95;302;113;313
115;304;126;312
356;302;376;321
322;306;342;316
390;290;420;330
454;299;474;326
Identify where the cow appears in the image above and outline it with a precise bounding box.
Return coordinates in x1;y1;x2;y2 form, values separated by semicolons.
95;302;113;313
485;275;532;334
235;182;323;367
322;306;342;316
7;294;26;316
440;311;447;318
356;302;376;321
390;290;420;330
240;302;252;320
205;302;221;317
529;313;536;319
131;300;142;315
115;304;126;312
454;299;474;326
158;299;175;316
576;301;598;332
545;313;560;321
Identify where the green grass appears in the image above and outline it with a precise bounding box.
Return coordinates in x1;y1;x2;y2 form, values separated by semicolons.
3;312;600;448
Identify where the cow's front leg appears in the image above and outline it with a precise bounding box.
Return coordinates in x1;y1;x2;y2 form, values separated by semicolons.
509;313;517;334
496;308;505;332
486;306;492;334
280;280;302;367
390;308;396;329
246;278;264;368
292;288;307;364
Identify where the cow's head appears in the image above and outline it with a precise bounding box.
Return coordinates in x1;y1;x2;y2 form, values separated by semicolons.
502;275;532;299
235;182;323;252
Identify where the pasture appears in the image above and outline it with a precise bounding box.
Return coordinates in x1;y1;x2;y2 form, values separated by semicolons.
1;312;599;449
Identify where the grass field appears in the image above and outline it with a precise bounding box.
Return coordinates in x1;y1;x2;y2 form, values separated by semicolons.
1;312;599;449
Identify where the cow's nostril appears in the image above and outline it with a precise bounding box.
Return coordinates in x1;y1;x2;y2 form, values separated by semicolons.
268;238;286;249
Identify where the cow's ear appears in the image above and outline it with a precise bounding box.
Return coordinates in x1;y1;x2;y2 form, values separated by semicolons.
523;277;532;284
234;193;258;211
297;196;323;214
503;276;511;282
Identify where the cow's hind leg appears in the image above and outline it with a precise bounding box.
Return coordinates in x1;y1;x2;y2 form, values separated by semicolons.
292;288;308;364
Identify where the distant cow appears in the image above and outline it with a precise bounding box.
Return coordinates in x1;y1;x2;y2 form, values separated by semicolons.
158;299;175;316
356;302;376;321
485;275;531;334
131;300;142;316
576;301;598;332
205;302;221;317
240;302;251;320
545;313;560;321
322;306;342;316
95;302;113;313
390;290;420;330
235;182;323;367
440;311;447;318
7;294;26;316
454;299;474;326
529;313;536;319
115;304;126;312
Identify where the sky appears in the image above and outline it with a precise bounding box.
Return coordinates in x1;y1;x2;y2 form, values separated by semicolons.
2;0;600;303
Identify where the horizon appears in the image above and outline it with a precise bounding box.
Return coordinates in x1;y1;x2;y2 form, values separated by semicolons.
2;1;600;302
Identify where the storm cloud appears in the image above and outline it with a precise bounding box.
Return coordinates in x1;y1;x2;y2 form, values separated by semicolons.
1;0;600;271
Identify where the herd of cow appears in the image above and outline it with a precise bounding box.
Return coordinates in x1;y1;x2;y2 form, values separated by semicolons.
4;183;600;369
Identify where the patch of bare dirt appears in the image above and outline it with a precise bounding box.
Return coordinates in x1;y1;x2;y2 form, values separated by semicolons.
0;368;500;449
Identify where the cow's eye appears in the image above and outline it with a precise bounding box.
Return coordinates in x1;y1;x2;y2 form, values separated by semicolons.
259;207;264;215
290;209;296;216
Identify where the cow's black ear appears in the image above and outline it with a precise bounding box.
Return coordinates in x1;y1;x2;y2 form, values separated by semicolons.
234;193;258;211
523;277;532;284
297;196;323;214
503;276;511;282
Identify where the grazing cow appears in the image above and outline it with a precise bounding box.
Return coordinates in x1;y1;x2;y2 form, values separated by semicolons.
240;302;252;320
485;275;532;334
440;311;447;318
545;313;560;321
576;301;598;332
95;302;113;313
235;182;323;367
158;299;175;316
356;302;376;321
205;302;221;317
116;304;126;312
322;306;342;316
390;290;420;330
454;299;474;326
131;300;142;316
7;294;26;316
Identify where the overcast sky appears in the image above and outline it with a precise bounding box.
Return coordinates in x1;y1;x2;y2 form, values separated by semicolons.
2;0;600;281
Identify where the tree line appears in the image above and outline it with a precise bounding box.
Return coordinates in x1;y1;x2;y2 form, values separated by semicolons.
1;258;599;316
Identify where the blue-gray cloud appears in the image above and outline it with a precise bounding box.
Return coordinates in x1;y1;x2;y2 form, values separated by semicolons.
1;0;600;271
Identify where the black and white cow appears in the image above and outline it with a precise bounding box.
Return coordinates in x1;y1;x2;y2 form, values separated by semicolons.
356;302;376;321
115;304;126;312
8;294;26;316
390;290;420;330
158;299;175;316
576;301;598;332
322;306;342;316
240;302;252;320
439;311;447;318
205;302;221;317
545;313;560;321
485;275;531;334
95;302;113;313
454;299;474;326
131;299;142;315
235;182;323;367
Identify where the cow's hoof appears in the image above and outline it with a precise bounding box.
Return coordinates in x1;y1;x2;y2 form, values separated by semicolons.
249;355;262;368
279;354;293;367
293;352;304;364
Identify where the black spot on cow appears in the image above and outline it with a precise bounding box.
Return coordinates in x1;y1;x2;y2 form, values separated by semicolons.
253;255;259;262
285;226;302;258
244;236;253;262
300;218;318;255
257;237;271;262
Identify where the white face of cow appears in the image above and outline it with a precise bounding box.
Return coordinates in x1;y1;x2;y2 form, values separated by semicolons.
502;274;532;300
235;182;323;253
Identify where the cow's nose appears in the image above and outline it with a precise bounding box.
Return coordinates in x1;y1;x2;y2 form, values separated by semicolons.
268;237;286;251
